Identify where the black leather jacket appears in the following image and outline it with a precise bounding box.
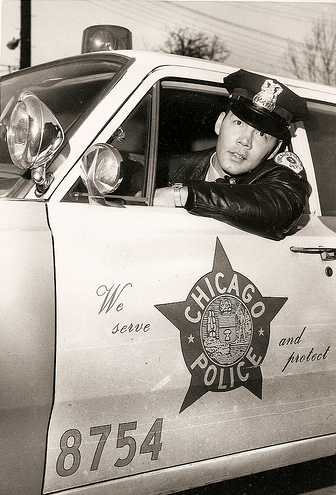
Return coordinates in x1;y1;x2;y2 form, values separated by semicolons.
169;148;309;241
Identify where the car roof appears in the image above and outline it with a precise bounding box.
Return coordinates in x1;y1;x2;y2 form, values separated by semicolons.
117;50;336;96
2;49;336;99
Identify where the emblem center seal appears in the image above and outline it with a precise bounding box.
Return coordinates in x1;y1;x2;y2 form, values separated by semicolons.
201;295;253;367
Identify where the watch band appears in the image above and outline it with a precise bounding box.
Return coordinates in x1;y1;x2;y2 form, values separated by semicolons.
172;183;184;207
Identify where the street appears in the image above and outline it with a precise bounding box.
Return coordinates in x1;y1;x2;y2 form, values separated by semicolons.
178;455;336;495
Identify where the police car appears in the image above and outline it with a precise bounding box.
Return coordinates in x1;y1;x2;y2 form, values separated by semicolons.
1;43;336;495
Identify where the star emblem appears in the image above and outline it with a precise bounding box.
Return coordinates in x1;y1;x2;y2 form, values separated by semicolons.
156;238;287;412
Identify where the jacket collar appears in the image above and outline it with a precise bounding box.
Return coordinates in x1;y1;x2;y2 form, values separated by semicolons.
169;148;286;185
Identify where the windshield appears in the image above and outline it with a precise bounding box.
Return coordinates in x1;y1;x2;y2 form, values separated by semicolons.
0;54;130;198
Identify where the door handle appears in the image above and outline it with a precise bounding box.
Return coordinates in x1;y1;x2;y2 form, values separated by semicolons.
290;246;336;261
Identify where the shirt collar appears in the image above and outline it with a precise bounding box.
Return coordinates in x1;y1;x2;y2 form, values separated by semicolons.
206;152;234;182
206;152;223;181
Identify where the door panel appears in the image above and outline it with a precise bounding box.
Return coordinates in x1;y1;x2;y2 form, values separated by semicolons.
43;202;336;493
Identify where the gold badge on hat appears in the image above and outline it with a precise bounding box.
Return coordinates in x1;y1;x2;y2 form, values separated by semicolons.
253;79;283;112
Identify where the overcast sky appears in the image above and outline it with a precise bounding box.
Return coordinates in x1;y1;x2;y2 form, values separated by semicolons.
1;0;336;79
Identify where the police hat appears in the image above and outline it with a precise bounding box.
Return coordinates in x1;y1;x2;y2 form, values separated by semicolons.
223;69;309;138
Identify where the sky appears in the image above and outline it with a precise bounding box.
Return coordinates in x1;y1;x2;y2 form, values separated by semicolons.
1;0;336;80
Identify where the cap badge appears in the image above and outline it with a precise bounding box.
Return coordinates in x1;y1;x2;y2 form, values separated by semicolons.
253;79;283;112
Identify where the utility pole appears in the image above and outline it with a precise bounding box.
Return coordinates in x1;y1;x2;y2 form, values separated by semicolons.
20;0;31;69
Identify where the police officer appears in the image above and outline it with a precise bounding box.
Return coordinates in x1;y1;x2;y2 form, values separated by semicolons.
154;69;310;240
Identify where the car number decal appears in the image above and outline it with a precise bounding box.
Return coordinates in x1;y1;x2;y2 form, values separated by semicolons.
156;238;287;412
56;418;163;477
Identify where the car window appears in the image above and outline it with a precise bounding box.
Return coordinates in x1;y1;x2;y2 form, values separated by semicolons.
63;81;228;203
305;101;336;216
156;81;228;188
107;94;151;199
62;93;152;204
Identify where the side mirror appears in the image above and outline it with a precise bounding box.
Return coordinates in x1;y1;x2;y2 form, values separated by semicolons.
7;91;64;195
80;143;123;205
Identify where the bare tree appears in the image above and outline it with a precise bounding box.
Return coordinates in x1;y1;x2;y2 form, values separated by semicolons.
161;27;230;63
287;18;336;86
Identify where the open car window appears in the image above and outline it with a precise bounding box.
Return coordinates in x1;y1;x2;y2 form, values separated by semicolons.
155;81;229;189
158;81;228;155
63;79;229;204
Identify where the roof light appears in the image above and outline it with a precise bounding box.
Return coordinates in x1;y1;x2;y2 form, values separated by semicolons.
81;25;132;53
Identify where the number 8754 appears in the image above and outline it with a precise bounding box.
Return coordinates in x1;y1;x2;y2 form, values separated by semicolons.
56;418;163;477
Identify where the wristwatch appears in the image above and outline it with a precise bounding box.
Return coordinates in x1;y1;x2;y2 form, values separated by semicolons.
172;183;184;207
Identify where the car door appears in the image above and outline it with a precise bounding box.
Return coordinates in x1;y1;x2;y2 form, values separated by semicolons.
43;74;336;494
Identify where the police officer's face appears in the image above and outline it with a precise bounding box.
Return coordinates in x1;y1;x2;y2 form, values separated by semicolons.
214;111;282;175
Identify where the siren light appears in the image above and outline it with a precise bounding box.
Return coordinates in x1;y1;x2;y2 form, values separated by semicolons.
81;25;132;53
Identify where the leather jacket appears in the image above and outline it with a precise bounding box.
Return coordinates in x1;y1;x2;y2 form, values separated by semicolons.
169;148;309;241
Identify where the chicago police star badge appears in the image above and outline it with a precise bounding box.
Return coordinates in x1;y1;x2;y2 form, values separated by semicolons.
155;238;287;412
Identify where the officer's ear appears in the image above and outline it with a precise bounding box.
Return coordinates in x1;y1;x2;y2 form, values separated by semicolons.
267;139;283;160
215;112;226;135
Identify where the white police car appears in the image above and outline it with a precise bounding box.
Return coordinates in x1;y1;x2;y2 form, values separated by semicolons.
1;49;336;495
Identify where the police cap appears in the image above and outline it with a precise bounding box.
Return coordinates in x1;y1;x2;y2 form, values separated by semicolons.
223;69;309;138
